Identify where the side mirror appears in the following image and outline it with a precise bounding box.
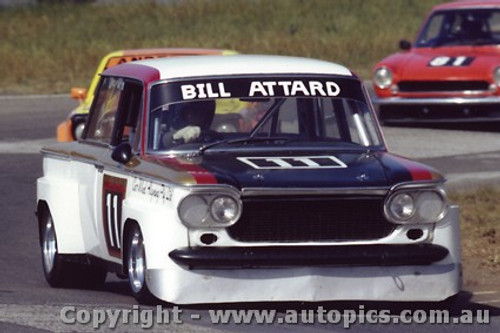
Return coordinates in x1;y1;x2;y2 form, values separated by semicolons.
71;87;88;101
111;142;132;164
399;40;412;51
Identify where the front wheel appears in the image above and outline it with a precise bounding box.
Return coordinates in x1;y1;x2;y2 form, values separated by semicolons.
41;211;62;286
40;208;106;289
127;224;155;304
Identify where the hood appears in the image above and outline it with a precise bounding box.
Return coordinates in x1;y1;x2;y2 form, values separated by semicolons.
148;150;443;189
378;46;500;81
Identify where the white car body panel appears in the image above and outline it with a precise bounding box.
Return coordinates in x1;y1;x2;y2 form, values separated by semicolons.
36;54;462;304
38;150;462;303
133;55;353;80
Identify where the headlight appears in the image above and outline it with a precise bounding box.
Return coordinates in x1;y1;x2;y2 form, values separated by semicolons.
416;191;447;222
211;196;239;224
373;67;393;89
387;192;415;221
493;67;500;86
385;187;447;224
178;191;241;228
178;195;209;227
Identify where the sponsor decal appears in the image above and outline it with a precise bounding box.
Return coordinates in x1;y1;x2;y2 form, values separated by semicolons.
181;82;231;99
132;178;173;204
180;80;341;100
428;56;474;67
102;175;127;258
150;77;364;109
237;156;347;169
106;55;162;69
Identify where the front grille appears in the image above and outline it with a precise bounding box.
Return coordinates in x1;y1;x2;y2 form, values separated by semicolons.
227;196;394;242
398;80;490;92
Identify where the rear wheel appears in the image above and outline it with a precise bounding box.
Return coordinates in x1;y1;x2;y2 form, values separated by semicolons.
40;208;106;289
127;224;155;304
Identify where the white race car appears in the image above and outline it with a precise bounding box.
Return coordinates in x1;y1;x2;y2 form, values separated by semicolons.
37;55;461;304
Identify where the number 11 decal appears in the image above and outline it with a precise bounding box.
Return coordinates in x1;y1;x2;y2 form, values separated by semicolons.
102;175;127;258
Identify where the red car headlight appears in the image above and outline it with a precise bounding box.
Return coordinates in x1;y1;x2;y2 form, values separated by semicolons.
373;67;393;89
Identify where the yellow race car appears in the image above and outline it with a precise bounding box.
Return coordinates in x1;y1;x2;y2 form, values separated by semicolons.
57;48;237;142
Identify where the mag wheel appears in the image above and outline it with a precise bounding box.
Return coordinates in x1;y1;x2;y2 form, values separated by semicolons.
40;208;106;289
41;212;60;285
127;224;155;304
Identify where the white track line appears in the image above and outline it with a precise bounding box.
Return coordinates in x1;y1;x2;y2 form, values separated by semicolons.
473;291;499;296
0;139;55;154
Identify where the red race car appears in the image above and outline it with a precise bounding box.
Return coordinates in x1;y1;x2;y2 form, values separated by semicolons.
372;0;500;124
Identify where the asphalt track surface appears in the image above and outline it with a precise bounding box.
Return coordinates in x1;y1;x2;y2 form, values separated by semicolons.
0;95;499;332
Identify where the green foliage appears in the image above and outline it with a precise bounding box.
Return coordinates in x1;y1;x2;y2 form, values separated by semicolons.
0;0;444;94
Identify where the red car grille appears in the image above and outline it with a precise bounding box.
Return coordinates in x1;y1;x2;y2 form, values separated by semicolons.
398;80;490;92
227;196;395;242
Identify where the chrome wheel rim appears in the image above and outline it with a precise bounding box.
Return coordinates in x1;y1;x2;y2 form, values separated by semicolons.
128;229;146;293
42;215;57;274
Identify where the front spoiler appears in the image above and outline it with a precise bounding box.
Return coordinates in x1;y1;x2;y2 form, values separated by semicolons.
169;244;449;268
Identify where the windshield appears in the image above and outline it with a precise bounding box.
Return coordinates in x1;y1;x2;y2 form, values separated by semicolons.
416;8;500;47
147;76;383;152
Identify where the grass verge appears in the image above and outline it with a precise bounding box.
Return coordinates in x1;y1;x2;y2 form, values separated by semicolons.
0;0;444;94
449;187;499;287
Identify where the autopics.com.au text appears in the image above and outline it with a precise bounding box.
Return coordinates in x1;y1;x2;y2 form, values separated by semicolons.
60;305;490;329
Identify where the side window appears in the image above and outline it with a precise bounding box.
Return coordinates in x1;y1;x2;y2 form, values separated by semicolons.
111;81;143;148
85;77;143;148
86;77;125;144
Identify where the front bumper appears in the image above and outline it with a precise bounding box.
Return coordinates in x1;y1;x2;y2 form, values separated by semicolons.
147;263;461;304
169;244;449;268
145;206;461;304
372;96;500;123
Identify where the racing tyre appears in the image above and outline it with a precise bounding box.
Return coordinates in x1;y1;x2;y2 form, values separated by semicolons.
127;224;155;304
40;208;106;289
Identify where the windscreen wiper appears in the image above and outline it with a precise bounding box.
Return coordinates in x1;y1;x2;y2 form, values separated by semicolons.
198;136;295;155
